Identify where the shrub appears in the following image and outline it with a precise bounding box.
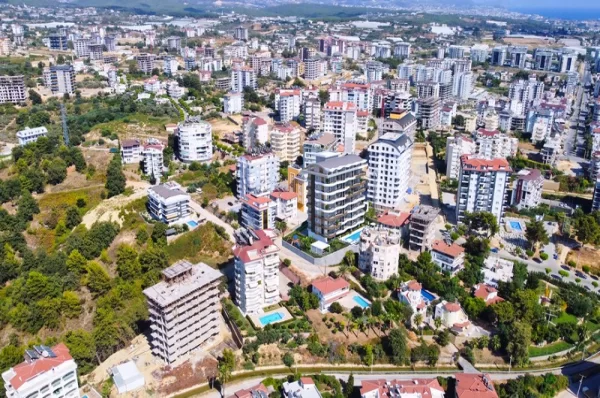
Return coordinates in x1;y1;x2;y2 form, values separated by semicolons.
592;281;598;288
540;252;549;261
526;249;534;257
582;265;591;273
559;270;569;278
330;302;343;314
568;260;576;268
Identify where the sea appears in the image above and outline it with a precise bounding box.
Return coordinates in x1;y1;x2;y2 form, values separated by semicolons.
510;7;600;20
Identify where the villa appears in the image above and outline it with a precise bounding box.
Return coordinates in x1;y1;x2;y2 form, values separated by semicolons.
360;379;445;398
311;277;350;312
431;240;465;275
483;257;514;287
398;280;428;327
283;378;322;398
473;283;504;305
434;300;470;333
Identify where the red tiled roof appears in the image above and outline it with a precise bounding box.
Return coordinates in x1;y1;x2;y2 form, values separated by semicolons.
377;212;411;228
324;101;356;110
477;128;500;137
407;280;422;291
270;191;297;201
300;377;315;385
357;110;370;117
431;240;464;258
460;155;511;172
360;379;443;397
121;139;140;147
7;343;73;390
233;230;278;263
253;118;267;126
455;374;498;398
312;277;349;296
233;383;269;398
444;302;462;312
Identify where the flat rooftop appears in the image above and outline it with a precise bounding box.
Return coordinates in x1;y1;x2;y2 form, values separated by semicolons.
143;261;222;307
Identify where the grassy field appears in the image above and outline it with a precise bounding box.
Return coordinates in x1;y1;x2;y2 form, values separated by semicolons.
528;341;573;357
555;312;578;325
166;222;233;267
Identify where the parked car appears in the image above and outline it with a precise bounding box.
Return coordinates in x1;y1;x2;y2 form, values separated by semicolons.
491;248;499;253
551;274;562;280
561;265;571;271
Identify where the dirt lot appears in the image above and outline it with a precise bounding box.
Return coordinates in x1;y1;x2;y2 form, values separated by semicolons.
210;116;242;139
503;37;560;50
81;180;149;228
305;309;386;345
566;246;600;270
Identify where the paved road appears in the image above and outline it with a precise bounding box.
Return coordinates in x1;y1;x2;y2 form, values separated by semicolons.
558;372;600;398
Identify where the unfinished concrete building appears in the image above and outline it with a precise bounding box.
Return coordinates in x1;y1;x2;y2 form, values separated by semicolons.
409;205;440;252
143;260;222;364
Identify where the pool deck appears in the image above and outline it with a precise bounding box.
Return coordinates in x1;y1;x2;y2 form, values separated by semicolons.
337;290;371;311
340;227;365;245
504;218;527;234
248;306;293;329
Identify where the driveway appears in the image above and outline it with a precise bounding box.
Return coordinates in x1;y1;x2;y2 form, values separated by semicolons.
189;200;236;243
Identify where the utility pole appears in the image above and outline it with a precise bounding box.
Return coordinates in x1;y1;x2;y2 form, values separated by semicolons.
508;355;512;373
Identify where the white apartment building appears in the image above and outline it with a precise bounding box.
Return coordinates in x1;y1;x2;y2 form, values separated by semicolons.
307;154;367;242
236;152;280;198
323;101;357;154
415;97;441;130
452;72;473;100
74;38;89;58
177;117;213;163
365;61;384;82
44;65;76;94
167;81;184;99
88;43;103;61
2;344;79;398
456;155;511;225
224;92;244;114
270;191;298;222
242;116;269;149
304;98;322;131
304;58;321;80
470;44;489;63
144;260;222;363
16;126;47;146
358;227;401;281
303;133;339;166
144;76;161;93
431;240;466;275
240;194;277;231
143;141;165;181
271;123;301;162
475;129;519;159
445;135;476;180
329;82;373;112
234;229;280;315
367;133;413;211
147;182;191;225
231;67;257;93
163;57;179;76
393;42;411;58
278;90;302;122
0;75;26;104
511;168;544;210
120;138;142;164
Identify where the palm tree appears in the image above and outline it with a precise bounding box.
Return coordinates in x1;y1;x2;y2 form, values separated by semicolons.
414;314;423;334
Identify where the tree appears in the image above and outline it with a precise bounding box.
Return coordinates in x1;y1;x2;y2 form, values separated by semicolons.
318;89;330;105
330;302;343;314
218;349;235;397
46;159;68;184
574;215;600;245
65;330;97;373
463;211;499;237
275;220;287;234
85;261;111;295
414;313;423;330
61;291;82;318
363;345;374;367
151;222;168;245
437;329;450;346
490;301;515;324
387;328;409;365
506;322;531;366
116;244;141;281
65;206;82;229
105;153;126;197
344;373;354;398
525;220;549;251
282;352;294;368
66;249;87;275
28;89;42;105
17;190;40;222
434;317;442;330
463;297;486;319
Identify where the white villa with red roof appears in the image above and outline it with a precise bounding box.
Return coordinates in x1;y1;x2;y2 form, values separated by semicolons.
398;280;428;327
431;240;465;275
434;300;470;333
311;276;350;313
283;377;322;398
454;374;498;398
360;379;445;398
2;344;79;398
473;283;504;305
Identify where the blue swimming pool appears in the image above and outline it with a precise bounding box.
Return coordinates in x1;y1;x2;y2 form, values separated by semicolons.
342;228;364;244
510;221;523;231
353;295;370;308
187;220;199;228
259;312;283;326
421;289;435;302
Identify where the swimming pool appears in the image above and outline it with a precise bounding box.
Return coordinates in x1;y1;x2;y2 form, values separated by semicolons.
421;289;435;302
342;228;364;244
509;221;523;231
259;312;283;326
187;220;199;228
353;295;370;308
